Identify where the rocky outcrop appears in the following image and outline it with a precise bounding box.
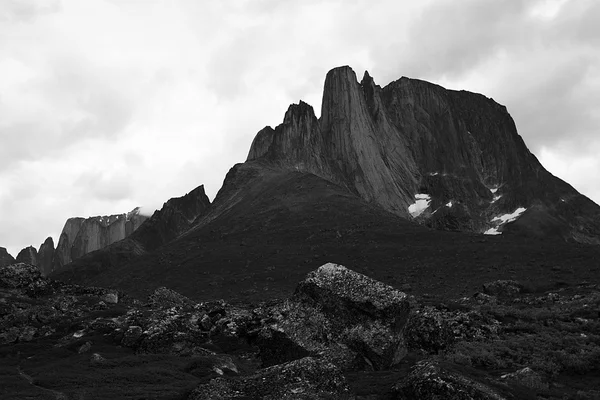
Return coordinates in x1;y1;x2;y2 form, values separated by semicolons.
37;237;55;277
247;66;600;243
0;263;41;288
52;208;147;270
16;246;37;266
0;247;15;268
252;263;411;371
129;185;211;250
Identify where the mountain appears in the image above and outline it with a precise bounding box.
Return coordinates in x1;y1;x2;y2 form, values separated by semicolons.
15;246;37;265
0;247;15;268
37;237;55;277
51;207;148;272
51;66;600;303
248;66;600;243
52;185;211;275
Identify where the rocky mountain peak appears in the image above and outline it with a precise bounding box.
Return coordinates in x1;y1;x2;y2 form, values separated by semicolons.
16;246;37;266
0;247;15;268
245;65;600;242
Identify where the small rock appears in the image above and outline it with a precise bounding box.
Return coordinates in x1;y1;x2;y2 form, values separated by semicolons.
0;263;42;288
101;292;119;304
78;341;93;354
473;292;497;304
121;326;143;347
90;353;105;364
199;314;212;331
147;287;195;308
501;367;548;390
482;280;523;297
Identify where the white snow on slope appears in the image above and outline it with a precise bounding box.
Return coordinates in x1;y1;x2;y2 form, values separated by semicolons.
492;207;527;224
490;188;498;194
446;201;453;208
484;207;527;235
408;194;431;218
484;227;501;235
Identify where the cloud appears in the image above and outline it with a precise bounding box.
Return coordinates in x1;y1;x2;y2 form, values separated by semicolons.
0;0;61;23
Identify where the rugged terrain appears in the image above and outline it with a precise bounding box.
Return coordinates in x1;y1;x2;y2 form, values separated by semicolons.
2;65;600;398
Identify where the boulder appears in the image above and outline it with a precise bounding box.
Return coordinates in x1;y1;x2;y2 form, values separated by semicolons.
393;359;508;400
405;307;455;354
482;280;524;297
187;357;351;400
147;286;195;308
254;263;410;371
0;263;42;288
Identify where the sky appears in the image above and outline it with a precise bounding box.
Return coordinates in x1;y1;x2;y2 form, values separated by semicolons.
0;0;599;256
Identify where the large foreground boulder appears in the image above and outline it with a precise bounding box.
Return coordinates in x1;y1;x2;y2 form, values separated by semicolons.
254;263;410;371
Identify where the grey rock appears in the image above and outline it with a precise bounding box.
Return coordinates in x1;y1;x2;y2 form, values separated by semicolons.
187;356;351;400
0;247;15;268
0;263;42;288
16;246;37;266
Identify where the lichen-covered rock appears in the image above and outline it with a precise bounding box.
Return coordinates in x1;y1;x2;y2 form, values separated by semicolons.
500;367;548;390
147;286;195;308
187;357;351;400
0;263;42;288
393;359;508;400
405;307;455;353
482;280;523;297
254;263;410;371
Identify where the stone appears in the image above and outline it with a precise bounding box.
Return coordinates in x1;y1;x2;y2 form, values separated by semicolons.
0;263;42;288
78;341;93;354
187;357;351;400
482;280;524;297
121;326;143;347
253;263;410;371
405;307;455;354
147;287;195;308
90;353;106;364
501;367;548;390
394;359;508;400
101;292;118;304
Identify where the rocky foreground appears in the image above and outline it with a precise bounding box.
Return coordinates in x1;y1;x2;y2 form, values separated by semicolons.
1;262;599;399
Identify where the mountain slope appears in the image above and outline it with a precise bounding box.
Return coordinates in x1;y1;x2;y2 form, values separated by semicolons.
51;161;600;304
248;66;600;242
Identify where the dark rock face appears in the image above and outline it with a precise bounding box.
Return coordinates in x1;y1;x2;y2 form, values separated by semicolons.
52;207;147;270
0;247;15;268
129;185;211;250
16;246;37;266
37;237;55;277
247;66;600;243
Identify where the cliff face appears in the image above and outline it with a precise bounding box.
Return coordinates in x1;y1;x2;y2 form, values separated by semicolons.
0;247;15;268
16;246;37;266
129;185;211;249
37;237;55;277
52;208;148;271
247;66;600;243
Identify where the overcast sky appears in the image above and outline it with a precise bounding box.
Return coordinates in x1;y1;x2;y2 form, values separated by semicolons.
1;0;599;256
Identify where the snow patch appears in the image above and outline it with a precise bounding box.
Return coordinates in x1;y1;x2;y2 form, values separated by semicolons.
492;207;527;224
408;194;431;217
484;207;527;236
429;172;439;176
484;228;501;235
492;195;502;203
490;188;498;194
446;201;453;208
